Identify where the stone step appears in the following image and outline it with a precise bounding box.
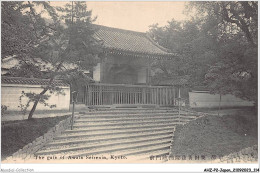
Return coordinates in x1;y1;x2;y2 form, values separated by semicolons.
83;109;179;115
78;113;197;119
72;121;180;131
34;108;202;160
87;106;175;111
75;115;196;123
36;134;173;155
113;144;170;157
62;139;172;158
43;133;173;151
74;119;187;127
64;123;176;134
46;130;174;146
56;127;174;140
36;139;171;157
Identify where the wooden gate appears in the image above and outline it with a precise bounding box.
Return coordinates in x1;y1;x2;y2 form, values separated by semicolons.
85;83;176;106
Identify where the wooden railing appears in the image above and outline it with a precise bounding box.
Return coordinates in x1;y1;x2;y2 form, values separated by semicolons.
84;83;176;106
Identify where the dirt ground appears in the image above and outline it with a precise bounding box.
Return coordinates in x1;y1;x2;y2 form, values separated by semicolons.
1;115;70;160
171;108;258;158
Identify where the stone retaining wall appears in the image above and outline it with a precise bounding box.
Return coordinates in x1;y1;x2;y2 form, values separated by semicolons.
4;115;79;162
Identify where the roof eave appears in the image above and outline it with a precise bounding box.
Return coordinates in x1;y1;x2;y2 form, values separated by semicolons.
103;48;176;59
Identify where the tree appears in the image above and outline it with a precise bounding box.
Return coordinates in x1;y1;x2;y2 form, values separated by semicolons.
188;1;258;103
1;2;50;61
149;2;257;105
188;1;257;46
2;1;62;118
149;19;219;87
2;2;101;119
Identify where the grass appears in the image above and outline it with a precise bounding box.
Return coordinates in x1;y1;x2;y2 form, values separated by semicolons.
171;108;258;158
3;109;70;116
1;115;70;160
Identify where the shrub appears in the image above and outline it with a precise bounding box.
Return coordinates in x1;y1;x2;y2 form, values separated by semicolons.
1;105;8;116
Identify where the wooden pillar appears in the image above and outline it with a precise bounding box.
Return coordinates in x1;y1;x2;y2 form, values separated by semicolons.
89;85;92;105
142;87;146;104
86;85;88;105
178;86;181;121
147;58;151;85
166;88;169;105
99;85;102;105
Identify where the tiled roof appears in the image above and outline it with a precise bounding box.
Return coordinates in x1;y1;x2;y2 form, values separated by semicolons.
1;76;69;86
93;25;174;57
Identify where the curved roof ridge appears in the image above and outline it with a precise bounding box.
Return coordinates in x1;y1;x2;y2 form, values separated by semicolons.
144;33;173;54
92;24;175;57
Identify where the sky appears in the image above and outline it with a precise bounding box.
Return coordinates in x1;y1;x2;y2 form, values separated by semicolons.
50;1;190;32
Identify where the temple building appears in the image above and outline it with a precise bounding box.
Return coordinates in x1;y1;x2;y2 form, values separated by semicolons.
83;25;177;107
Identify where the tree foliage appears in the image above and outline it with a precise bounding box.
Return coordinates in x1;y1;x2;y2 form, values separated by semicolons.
149;1;257;103
149;19;218;87
189;1;258;102
2;2;102;119
188;1;257;46
56;2;101;71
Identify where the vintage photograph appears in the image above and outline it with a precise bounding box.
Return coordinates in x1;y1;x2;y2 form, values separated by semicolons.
1;1;258;166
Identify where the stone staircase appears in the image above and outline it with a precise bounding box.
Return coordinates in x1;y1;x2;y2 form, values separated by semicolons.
35;108;201;161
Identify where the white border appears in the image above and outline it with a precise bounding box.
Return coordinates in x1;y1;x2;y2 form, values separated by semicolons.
1;0;259;172
1;163;259;173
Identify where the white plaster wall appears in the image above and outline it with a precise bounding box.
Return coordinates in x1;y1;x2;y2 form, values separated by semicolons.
1;84;70;111
189;91;254;108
